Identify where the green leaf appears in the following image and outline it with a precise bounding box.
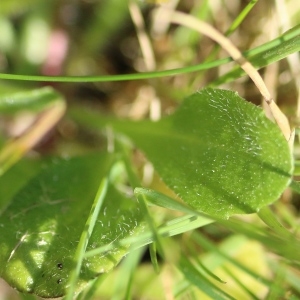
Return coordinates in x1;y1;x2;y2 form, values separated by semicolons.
84;214;213;260
121;89;293;217
64;176;109;300
0;86;63;114
2;24;300;84
0;153;145;297
72;88;293;218
0;0;43;15
0;158;41;212
0;86;66;176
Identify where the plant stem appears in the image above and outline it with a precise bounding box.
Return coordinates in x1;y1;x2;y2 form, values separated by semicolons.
64;177;108;300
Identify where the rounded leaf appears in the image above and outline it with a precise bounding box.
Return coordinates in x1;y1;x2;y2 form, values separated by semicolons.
116;88;293;218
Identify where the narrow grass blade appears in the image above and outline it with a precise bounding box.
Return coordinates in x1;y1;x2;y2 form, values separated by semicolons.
120;145;166;259
223;266;260;300
111;247;145;300
192;231;299;297
64;177;108;300
210;34;300;86
0;24;299;83
178;256;235;300
224;0;258;37
268;259;300;296
186;240;226;284
84;214;213;258
284;269;300;294
134;188;211;220
217;217;300;263
76;275;108;300
195;258;226;284
257;206;292;239
191;232;274;289
265;263;286;300
149;243;160;274
135;192;165;259
204;0;258;61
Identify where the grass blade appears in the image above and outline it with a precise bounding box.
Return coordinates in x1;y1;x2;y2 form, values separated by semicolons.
134;188;214;222
0;25;299;83
210;34;300;86
111;247;145;300
64;177;108;300
223;266;260;300
191;232;274;289
257;206;292;238
178;256;235;300
84;214;213;258
149;243;160;274
76;275;108;300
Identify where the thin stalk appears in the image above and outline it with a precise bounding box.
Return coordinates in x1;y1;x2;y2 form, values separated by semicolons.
118;141;165;258
225;0;259;37
257;206;292;239
0;24;299;83
205;0;258;61
84;214;213;259
64;177;108;300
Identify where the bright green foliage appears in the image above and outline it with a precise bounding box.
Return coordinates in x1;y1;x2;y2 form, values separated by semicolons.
0;87;63;114
0;153;145;297
0;0;299;298
102;88;293;218
0;159;41;211
1;24;299;83
211;32;300;86
0;86;66;177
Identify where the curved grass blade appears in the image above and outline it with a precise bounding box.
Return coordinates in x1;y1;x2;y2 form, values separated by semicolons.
210;34;300;86
64;177;108;300
0;24;299;83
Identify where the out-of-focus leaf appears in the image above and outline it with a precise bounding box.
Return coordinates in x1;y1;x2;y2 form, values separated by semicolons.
0;86;62;114
0;153;145;297
0;86;66;176
0;0;45;15
81;0;129;54
0;158;41;212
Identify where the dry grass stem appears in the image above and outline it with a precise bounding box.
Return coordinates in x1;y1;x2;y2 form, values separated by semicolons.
163;9;292;141
0;101;66;174
129;0;156;71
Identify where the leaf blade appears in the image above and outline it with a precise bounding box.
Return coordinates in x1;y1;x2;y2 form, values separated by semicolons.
0;153;145;297
111;89;293;218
